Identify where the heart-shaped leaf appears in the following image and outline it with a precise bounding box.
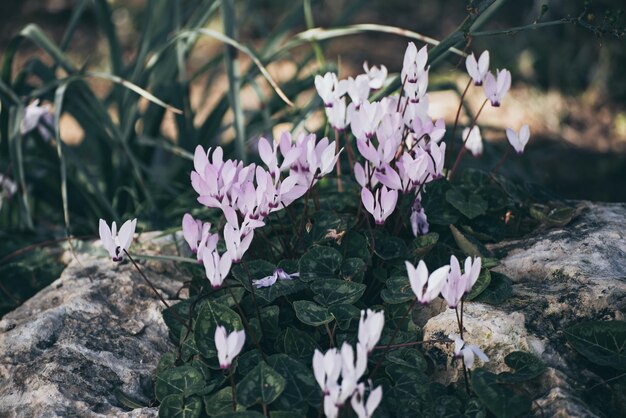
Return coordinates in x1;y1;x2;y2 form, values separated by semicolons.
159;394;203;418
299;246;343;281
446;187;488;219
236;362;286;407
268;354;321;409
565;321;626;370
194;301;243;358
293;300;334;326
155;365;205;402
310;279;366;306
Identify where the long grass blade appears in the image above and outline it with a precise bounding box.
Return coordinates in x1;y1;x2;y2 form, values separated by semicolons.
8;105;33;229
282;24;467;58
220;0;246;161
53;82;71;235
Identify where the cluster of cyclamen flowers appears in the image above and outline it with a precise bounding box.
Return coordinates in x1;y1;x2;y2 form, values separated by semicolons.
313;309;384;418
315;44;530;233
182;136;341;287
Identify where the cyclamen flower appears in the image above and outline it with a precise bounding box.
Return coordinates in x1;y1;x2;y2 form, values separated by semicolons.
506;124;530;154
202;247;232;288
401;42;428;84
252;268;299;288
484;69;511;107
351;384;383;418
363;62;388;89
463;126;483;157
440;255;482;308
450;334;489;369
21;100;54;142
340;342;368;385
349;101;385;140
361;186;398;225
315;72;345;107
465;51;490;86
326;97;349;131
405;260;450;304
223;222;254;263
99;218;137;262
181;214;218;262
358;309;385;352
340;74;371;108
410;197;429;236
215;325;245;369
313;348;342;395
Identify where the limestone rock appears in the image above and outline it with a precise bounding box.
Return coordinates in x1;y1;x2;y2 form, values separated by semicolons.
423;202;626;417
0;246;183;418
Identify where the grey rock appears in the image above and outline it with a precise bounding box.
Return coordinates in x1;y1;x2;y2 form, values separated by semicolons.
0;245;183;418
422;202;626;417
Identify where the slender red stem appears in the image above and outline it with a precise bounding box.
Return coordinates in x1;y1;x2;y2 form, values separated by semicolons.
448;99;489;180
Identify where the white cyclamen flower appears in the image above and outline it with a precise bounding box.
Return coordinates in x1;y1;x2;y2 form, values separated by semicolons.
450;334;489;369
506;124;530;154
463;126;483;157
99;218;137;262
215;325;245;369
465;51;490;86
358;309;385;352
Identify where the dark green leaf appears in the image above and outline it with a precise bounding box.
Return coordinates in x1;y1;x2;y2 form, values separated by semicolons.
159;394;203;418
341;231;371;263
236;361;286;407
473;272;512;305
385;347;427;372
471;369;531;418
310;279;366;306
498;351;547;382
381;276;414;305
299;246;343;281
565;321;626;370
282;327;317;361
268;354;321;409
446;187;488;219
156;365;205;402
374;233;408;260
293;300;334;326
340;258;366;282
204;387;242;416
329;304;361;331
412;232;439;258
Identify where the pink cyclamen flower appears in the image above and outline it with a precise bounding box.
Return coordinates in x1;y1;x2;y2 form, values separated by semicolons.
450;334;489;369
181;214;218;262
483;69;511;107
361;186;398;225
463;126;483;157
405;260;450;304
410;197;429;236
506;124;530;154
223;223;254;263
363;62;388;89
351;383;383;418
201;248;233;288
215;325;245;369
312;348;342;395
358;309;385;352
465;51;490;86
99;218;137;262
440;255;466;309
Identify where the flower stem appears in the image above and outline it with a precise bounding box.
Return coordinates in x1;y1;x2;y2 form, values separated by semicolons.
230;367;237;411
334;129;343;193
447;78;472;167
